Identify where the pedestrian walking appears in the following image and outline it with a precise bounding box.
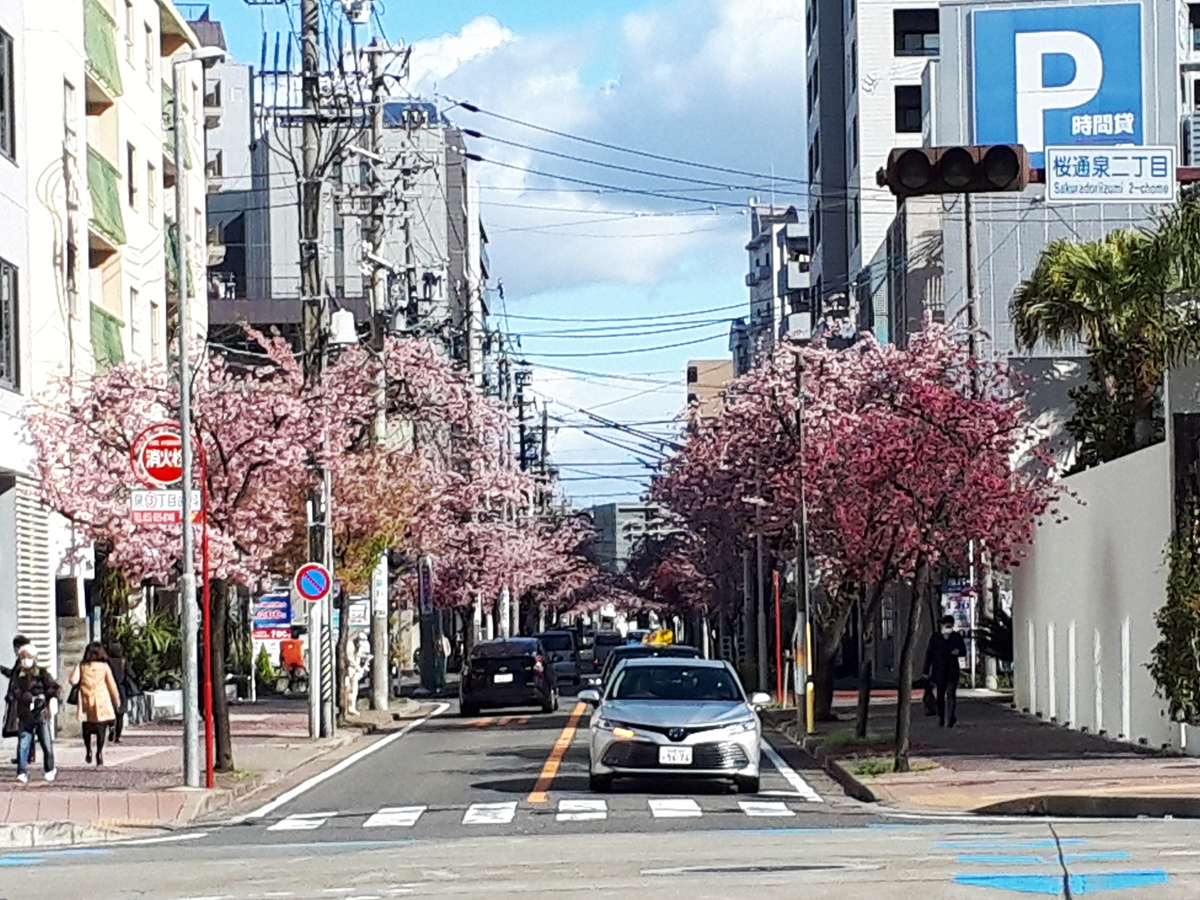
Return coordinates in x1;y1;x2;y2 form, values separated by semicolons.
69;642;122;766
3;634;36;765
106;642;140;744
923;615;967;728
3;645;60;782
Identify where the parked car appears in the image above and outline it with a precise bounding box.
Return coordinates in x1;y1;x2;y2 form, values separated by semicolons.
593;643;702;689
579;657;771;793
535;630;581;688
459;638;558;716
625;629;653;645
592;631;624;668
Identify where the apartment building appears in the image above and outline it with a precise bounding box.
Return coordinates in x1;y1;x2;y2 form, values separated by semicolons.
728;204;811;374
806;0;937;342
685;359;732;419
0;0;207;680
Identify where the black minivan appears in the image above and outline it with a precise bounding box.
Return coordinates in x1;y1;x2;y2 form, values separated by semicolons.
460;638;559;716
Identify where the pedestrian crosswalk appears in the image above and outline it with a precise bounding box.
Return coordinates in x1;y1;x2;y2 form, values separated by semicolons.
264;793;818;835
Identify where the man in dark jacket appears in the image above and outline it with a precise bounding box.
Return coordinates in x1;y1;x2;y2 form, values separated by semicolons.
923;615;967;727
4;645;60;781
2;635;33;764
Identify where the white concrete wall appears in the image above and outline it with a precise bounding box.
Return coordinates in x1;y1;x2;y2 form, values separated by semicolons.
1014;442;1177;750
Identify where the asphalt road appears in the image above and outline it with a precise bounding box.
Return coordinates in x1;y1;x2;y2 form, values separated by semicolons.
8;699;1200;898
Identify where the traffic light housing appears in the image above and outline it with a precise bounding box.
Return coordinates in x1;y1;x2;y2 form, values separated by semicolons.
877;144;1029;198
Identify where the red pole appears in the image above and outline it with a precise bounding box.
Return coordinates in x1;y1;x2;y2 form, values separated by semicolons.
773;571;782;704
200;448;214;789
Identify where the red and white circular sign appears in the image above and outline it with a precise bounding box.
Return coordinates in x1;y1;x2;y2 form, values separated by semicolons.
131;424;184;488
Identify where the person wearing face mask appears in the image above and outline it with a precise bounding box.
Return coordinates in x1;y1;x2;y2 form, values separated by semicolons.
2;635;37;766
923;615;967;728
3;646;60;782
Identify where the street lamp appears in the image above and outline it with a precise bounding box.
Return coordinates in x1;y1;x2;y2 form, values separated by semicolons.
173;45;225;790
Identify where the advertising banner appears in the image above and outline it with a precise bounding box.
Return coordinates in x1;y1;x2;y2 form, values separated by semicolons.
252;592;292;640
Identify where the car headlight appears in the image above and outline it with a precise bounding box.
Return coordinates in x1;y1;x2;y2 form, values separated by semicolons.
597;718;637;738
726;718;758;734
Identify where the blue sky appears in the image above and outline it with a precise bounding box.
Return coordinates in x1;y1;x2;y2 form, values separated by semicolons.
201;0;807;506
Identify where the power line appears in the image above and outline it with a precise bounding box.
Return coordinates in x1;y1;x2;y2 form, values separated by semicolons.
507;303;743;323
518;332;725;358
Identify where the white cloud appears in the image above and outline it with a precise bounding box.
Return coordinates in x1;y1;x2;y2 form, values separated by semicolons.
406;16;516;86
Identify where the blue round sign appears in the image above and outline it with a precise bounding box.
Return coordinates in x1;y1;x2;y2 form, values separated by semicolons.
294;563;332;603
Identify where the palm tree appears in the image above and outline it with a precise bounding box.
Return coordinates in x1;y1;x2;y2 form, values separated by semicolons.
1012;193;1200;455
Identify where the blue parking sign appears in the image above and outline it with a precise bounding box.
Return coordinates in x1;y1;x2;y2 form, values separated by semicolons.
973;3;1143;168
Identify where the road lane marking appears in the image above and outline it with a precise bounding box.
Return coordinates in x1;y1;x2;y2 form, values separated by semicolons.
760;739;822;802
739;800;795;817
267;812;335;831
363;806;427;828
557;798;607;821
241;702;450;821
463;801;518;825
527;701;587;804
649;798;702;818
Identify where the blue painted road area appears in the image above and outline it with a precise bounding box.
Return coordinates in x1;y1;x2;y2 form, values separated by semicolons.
948;837;1169;896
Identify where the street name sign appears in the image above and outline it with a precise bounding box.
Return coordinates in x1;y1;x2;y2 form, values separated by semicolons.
1045;145;1177;203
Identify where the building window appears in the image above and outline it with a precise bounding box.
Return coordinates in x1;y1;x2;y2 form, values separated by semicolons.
150;298;162;361
687;365;698;384
895;85;922;133
147;161;156;220
807;62;819;112
848;116;859;175
129;287;139;355
127;142;138;208
0;258;17;391
849;40;857;94
894;9;939;56
0;28;14;161
808;130;820;177
144;23;154;84
806;0;817;49
812;200;822;250
1191;5;1200;51
847;196;860;250
124;0;135;63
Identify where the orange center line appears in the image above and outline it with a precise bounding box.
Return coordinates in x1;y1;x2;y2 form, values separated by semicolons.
527;701;587;805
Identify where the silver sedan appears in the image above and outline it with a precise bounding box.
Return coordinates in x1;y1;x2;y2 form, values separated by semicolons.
578;657;771;793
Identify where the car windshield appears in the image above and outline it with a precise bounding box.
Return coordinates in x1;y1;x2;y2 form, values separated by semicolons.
539;634;573;652
609;665;742;702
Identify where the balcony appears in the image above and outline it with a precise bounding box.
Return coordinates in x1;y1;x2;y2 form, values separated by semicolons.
90;302;125;373
745;264;772;287
1187;113;1200;166
84;0;123;112
778;260;811;295
204;81;222;129
87;145;126;256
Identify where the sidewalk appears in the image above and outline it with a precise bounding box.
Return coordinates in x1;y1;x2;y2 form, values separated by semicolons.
785;693;1200;818
0;697;425;847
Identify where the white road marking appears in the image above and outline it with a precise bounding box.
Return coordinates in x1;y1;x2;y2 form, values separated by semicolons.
267;812;336;831
364;806;427;828
556;798;608;821
110;832;209;846
462;801;518;825
739;800;795;817
241;702;450;822
760;740;823;802
648;798;703;818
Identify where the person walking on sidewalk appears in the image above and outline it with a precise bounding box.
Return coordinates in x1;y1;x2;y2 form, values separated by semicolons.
3;645;60;782
2;634;37;766
70;642;122;766
106;642;139;744
923;615;967;728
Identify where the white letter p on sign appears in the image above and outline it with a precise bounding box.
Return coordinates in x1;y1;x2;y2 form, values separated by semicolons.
1015;30;1103;155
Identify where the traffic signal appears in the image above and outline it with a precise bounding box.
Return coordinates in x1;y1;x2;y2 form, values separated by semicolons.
877;144;1029;198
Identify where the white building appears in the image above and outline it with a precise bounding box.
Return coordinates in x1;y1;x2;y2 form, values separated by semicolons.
0;0;207;683
807;0;937;343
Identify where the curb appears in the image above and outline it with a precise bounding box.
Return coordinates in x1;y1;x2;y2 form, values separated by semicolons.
0;821;139;849
976;794;1200;819
762;714;881;805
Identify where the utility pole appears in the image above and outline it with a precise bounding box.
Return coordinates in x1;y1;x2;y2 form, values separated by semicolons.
299;0;326;742
793;350;815;733
366;42;391;712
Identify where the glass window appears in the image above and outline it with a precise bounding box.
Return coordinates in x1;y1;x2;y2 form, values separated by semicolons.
124;0;135;62
127;143;138;208
147;161;157;220
849;40;857;94
610;665;743;702
144;23;154;84
0;28;14;161
895;85;923;133
0;259;17;391
893;9;939;56
1191;5;1200;51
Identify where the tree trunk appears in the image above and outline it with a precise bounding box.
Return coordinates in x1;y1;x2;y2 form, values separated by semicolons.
893;560;929;773
210;579;234;772
1133;387;1156;449
813;592;855;721
855;592;876;739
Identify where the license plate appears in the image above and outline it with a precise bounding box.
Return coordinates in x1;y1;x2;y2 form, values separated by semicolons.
493;673;514;684
658;746;693;765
